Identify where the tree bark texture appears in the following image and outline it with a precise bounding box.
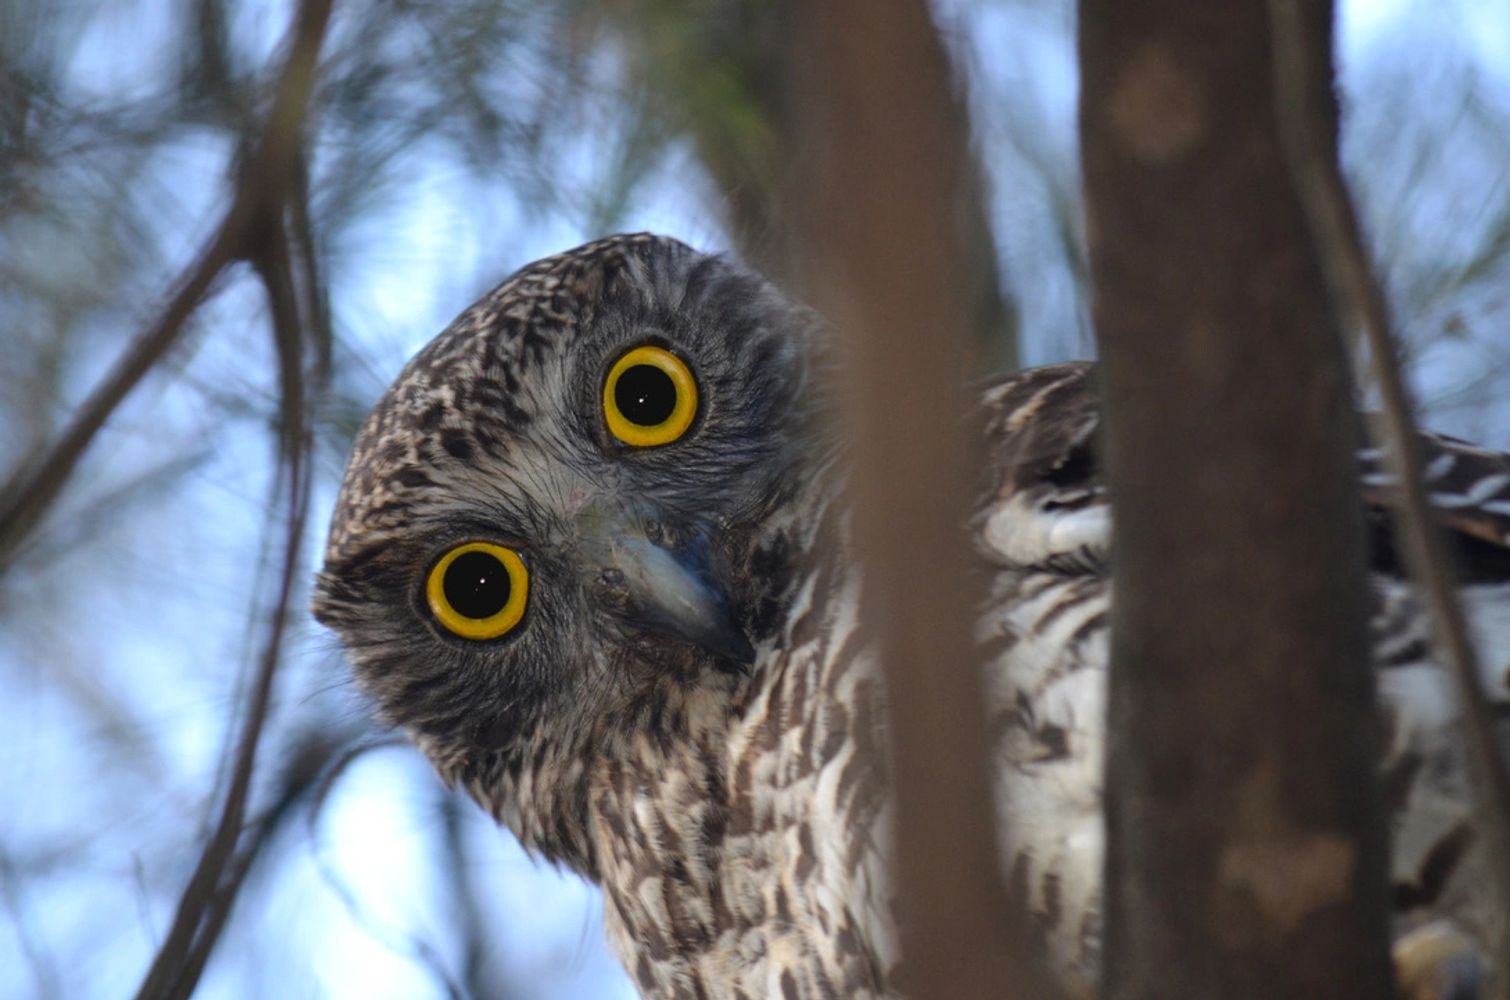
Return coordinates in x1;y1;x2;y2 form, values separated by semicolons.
793;2;1048;997
1079;3;1395;998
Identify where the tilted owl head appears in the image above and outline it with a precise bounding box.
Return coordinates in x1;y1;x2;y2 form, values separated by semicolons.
312;234;826;869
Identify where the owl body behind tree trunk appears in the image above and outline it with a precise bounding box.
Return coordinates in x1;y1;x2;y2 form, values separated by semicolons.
313;235;1510;998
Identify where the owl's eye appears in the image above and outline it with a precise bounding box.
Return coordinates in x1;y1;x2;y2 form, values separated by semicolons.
426;542;529;640
602;345;698;447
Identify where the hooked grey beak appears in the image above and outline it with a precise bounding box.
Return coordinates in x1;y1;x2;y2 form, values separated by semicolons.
578;504;755;668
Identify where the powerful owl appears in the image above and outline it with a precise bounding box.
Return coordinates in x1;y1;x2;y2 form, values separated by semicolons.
313;234;1510;998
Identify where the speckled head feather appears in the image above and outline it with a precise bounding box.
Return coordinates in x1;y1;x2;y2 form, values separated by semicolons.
312;233;826;873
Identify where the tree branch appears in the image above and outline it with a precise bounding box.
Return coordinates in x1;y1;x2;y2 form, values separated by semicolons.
132;355;311;1000
130;8;334;994
0;0;333;578
1269;0;1510;970
793;2;1050;996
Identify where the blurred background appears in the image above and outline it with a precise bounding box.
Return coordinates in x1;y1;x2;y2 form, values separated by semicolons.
1;1;1508;997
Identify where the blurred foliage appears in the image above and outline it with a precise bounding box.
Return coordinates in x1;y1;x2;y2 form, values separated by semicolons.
1342;29;1510;439
0;0;1508;998
559;0;1019;368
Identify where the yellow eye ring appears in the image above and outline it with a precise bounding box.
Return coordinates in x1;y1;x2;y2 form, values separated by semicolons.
425;541;529;640
602;345;698;447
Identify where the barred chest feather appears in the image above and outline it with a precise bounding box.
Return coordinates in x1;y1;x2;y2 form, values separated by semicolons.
980;565;1510;994
590;560;898;999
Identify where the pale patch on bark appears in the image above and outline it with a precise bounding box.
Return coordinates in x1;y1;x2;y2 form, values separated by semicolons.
1219;830;1356;935
1107;43;1205;165
1217;758;1358;938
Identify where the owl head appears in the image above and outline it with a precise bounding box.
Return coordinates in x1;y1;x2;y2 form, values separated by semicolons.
312;234;826;870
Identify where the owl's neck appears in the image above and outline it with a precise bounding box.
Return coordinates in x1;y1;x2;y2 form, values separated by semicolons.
581;447;844;820
577;457;896;998
734;447;847;646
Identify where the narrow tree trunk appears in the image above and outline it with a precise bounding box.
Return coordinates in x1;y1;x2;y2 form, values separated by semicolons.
596;0;1019;372
1079;3;1395;997
792;2;1047;997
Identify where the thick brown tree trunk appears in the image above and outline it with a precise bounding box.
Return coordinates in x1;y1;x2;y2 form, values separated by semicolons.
1079;3;1395;998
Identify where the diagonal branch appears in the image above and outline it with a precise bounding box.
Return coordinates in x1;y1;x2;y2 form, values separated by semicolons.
132;325;313;1000
0;0;334;578
1269;0;1510;966
163;738;330;999
132;398;309;1000
131;7;334;991
0;224;237;574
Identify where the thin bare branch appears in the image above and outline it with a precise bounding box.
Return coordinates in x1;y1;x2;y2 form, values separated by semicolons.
0;224;235;574
0;0;333;578
258;200;310;468
1269;0;1510;967
130;8;334;995
132;365;311;1000
167;753;320;997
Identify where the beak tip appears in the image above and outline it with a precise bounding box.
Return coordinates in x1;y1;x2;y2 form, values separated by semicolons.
715;630;757;673
605;534;756;671
675;600;755;673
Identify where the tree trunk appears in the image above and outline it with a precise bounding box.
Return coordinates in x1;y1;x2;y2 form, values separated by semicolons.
595;0;1019;372
792;2;1048;997
1079;2;1395;998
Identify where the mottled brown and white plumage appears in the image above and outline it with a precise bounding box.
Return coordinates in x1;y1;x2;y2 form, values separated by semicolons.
313;234;1510;998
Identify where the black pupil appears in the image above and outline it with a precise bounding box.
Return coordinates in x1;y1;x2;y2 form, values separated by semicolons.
443;551;511;620
614;363;678;427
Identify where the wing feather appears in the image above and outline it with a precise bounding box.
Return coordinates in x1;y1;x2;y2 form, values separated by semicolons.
975;362;1510;586
971;362;1510;992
